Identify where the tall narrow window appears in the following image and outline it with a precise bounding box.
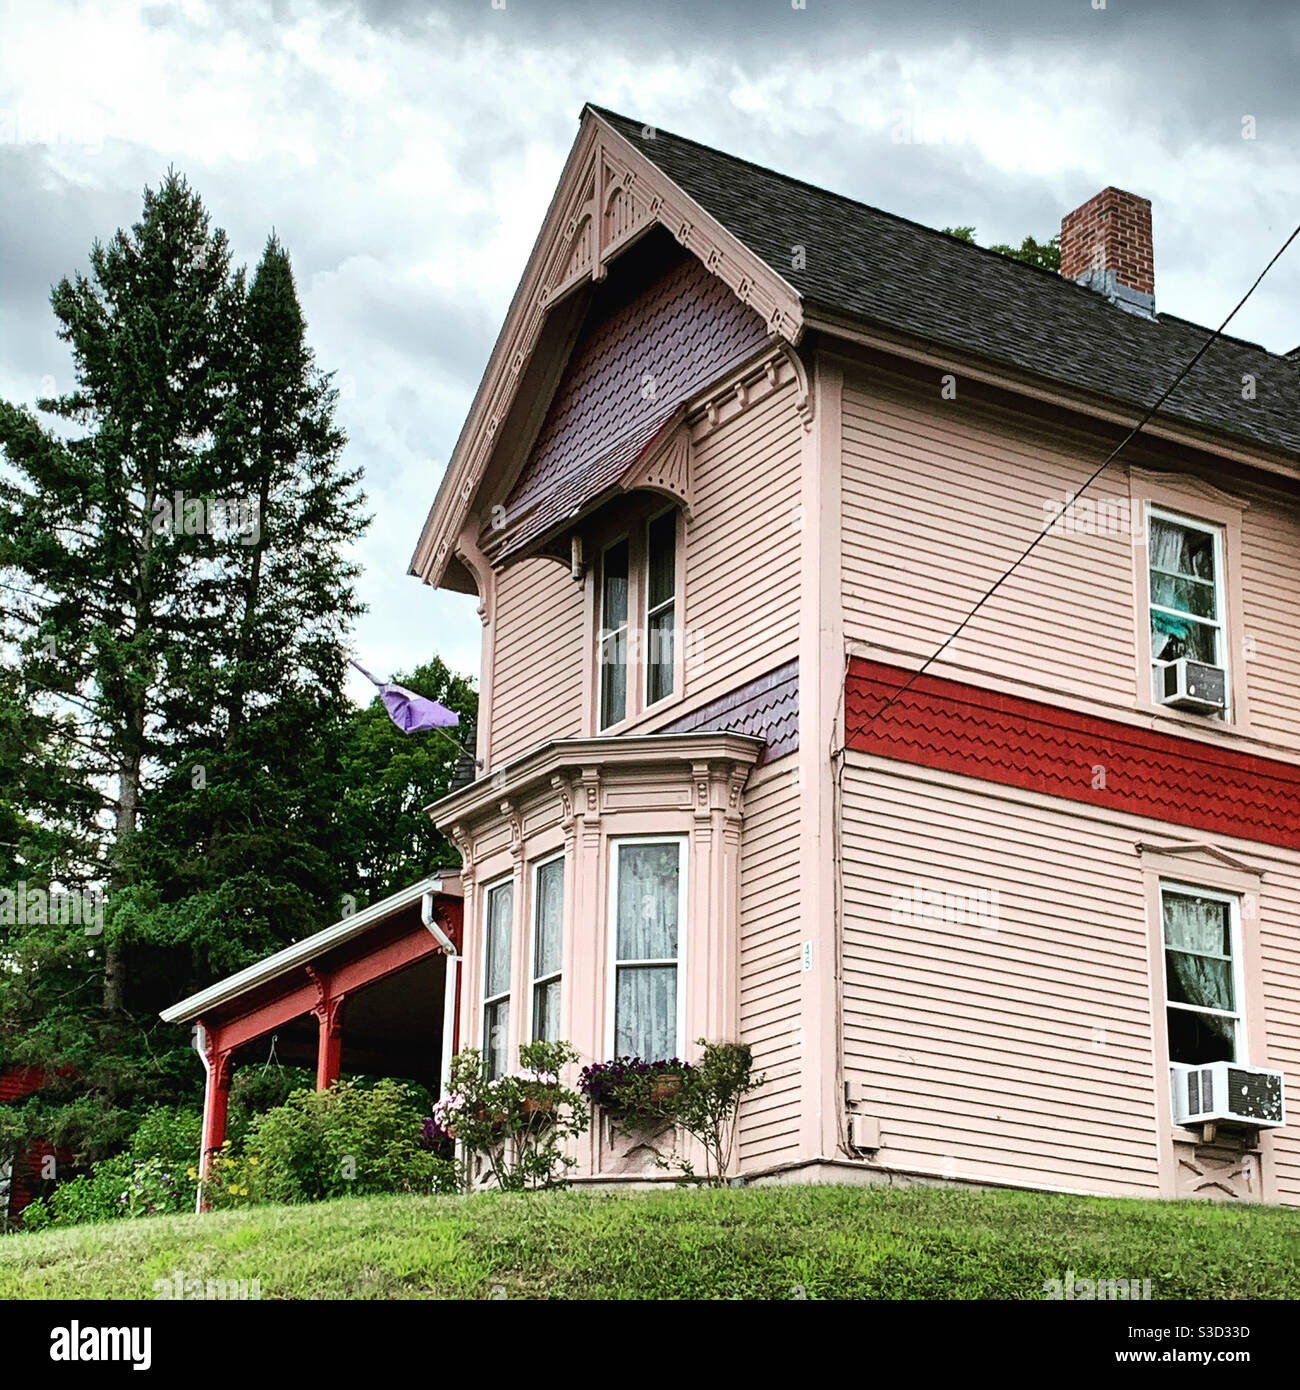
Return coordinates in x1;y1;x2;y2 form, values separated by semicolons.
612;839;685;1059
531;856;564;1042
645;511;676;706
1162;885;1242;1065
599;538;630;729
1148;510;1225;695
482;879;513;1080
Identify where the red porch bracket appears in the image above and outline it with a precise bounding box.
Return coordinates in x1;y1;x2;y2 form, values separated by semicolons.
307;966;344;1091
200;1041;232;1176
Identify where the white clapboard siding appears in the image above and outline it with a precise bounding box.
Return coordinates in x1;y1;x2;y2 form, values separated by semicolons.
738;760;803;1165
683;383;802;708
841;760;1166;1196
1239;494;1300;749
841;377;1137;704
490;556;586;765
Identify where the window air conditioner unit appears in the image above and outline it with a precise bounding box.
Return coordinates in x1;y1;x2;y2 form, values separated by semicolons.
1159;658;1226;713
1170;1062;1285;1130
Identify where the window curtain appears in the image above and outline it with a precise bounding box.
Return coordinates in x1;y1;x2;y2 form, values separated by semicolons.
615;843;680;1059
532;861;563;1043
484;883;513;1078
534;862;563;978
1148;517;1188;576
1164;893;1235;1046
485;884;513;997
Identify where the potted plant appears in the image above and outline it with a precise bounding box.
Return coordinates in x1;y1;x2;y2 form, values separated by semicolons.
579;1056;693;1126
429;1042;588;1192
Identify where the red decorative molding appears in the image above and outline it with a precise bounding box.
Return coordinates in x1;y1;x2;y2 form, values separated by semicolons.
844;657;1300;851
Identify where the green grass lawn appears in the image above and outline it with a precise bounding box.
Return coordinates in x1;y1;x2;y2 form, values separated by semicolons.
2;1184;1296;1300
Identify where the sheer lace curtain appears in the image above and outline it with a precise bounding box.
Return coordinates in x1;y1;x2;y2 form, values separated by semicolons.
532;861;563;1042
615;843;680;1060
1148;517;1187;576
1164;892;1235;1047
484;882;513;1078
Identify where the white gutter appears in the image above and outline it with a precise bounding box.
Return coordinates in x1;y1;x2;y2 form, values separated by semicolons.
192;1023;209;1210
160;873;460;1024
422;891;460;1096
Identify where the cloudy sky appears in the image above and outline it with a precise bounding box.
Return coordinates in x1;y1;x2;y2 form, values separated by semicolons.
3;0;1298;707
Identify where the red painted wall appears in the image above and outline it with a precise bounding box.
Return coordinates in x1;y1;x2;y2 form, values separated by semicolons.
845;657;1300;850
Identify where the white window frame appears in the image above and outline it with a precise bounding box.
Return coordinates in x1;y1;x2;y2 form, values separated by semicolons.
1146;506;1229;713
597;533;631;731
480;875;514;1080
605;835;688;1059
643;505;678;711
528;852;565;1044
1159;880;1247;1066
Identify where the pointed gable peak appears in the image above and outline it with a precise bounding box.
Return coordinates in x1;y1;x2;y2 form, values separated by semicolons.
410;104;802;592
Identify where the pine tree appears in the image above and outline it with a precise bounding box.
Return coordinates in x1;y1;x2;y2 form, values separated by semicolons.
133;237;368;986
0;179;367;1164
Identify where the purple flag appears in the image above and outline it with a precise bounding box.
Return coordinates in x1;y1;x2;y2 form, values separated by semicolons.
350;660;459;733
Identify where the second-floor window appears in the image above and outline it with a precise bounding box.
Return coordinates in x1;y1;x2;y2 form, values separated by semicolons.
645;510;677;707
597;508;679;730
1148;509;1226;702
1161;883;1243;1066
599;538;630;728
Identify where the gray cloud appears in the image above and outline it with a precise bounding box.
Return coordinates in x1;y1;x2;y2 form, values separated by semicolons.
3;0;1298;704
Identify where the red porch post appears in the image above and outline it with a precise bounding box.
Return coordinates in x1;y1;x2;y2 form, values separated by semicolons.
308;968;344;1090
201;1045;232;1175
315;1002;343;1090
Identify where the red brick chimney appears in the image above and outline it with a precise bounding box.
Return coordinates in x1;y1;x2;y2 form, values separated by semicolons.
1059;187;1155;317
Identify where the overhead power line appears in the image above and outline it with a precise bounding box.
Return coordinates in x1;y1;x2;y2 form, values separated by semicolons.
853;219;1300;737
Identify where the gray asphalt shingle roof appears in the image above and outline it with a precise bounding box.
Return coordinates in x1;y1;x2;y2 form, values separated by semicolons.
594;106;1300;462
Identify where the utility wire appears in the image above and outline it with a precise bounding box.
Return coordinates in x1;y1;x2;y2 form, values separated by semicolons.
853;220;1300;735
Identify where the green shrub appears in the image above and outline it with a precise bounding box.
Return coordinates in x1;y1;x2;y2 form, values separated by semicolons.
128;1106;202;1169
19;1149;195;1229
204;1077;456;1208
437;1040;589;1192
227;1066;315;1147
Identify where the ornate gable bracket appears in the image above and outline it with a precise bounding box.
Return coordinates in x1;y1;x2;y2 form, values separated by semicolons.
621;419;694;517
411;109;804;591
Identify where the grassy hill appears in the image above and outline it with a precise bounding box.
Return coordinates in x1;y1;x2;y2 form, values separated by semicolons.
2;1184;1296;1300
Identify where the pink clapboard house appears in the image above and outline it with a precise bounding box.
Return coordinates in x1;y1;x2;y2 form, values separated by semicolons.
170;105;1300;1204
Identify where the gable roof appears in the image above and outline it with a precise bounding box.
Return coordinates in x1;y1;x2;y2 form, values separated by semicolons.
592;106;1300;465
413;104;1299;593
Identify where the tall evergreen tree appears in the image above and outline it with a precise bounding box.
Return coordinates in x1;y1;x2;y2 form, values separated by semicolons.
133;237;367;986
0;172;246;1157
0;180;367;1165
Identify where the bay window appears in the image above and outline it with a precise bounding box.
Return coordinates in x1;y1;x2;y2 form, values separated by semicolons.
610;838;686;1059
1161;883;1243;1066
530;855;564;1042
482;877;513;1079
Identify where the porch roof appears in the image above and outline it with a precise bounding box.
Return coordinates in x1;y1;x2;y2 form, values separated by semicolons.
160;872;461;1025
